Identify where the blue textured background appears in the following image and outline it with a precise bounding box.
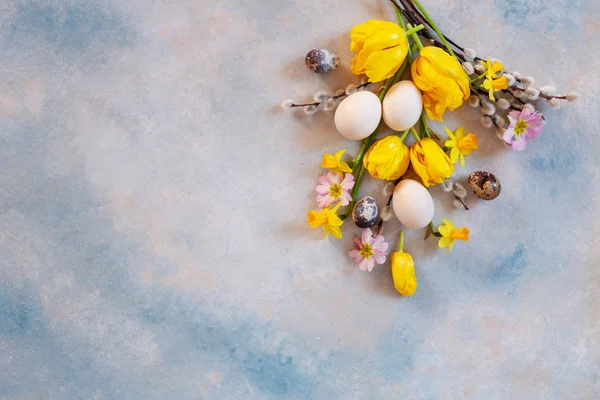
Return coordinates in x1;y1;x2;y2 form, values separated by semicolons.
1;0;599;398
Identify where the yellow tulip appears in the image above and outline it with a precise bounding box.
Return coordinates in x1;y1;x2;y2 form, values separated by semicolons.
410;138;454;187
363;135;410;181
391;252;417;296
350;20;409;83
411;47;470;121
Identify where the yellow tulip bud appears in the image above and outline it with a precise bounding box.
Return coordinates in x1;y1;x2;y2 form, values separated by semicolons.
410;138;454;187
350;20;409;83
391;252;417;296
411;47;470;121
363;136;410;181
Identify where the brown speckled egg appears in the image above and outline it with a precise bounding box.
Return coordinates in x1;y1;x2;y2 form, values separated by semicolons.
468;171;501;200
305;49;340;73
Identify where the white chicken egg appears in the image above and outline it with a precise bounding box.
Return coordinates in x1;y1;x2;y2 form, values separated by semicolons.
382;81;423;131
392;179;434;229
334;91;382;140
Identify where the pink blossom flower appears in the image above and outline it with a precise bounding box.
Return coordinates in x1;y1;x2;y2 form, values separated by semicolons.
348;228;389;272
502;108;544;151
316;172;354;209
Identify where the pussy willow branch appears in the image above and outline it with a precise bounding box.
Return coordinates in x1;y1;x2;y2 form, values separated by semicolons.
374;179;400;236
289;82;372;107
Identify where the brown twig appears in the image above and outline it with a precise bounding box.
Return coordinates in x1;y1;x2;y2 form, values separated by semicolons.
289;82;372;108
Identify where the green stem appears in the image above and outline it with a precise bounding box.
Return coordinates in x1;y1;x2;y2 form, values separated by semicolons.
351;139;369;175
472;70;487;83
410;0;456;58
404;24;425;37
398;230;405;252
396;10;413;60
399;129;410;141
420;112;431;138
407;24;425;50
410;127;420;141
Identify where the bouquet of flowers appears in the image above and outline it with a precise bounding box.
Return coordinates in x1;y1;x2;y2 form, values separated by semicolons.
281;0;579;296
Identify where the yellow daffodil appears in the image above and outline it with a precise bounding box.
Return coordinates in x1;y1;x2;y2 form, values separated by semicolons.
363;135;410;180
481;58;504;80
391;251;417;296
480;59;508;101
444;127;479;167
438;218;469;252
307;202;344;239
322;150;352;176
483;76;508;101
350;20;409;83
411;47;470;121
410;138;454;187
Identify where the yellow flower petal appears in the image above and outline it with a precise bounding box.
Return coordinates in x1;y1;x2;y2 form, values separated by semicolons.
411;47;470;120
410;138;454;187
363;135;410;180
350;20;408;82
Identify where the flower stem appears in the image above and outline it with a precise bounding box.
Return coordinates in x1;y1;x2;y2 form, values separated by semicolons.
407;24;424;50
404;24;425;37
420;112;431;138
410;127;420;141
398;230;405;252
410;0;456;58
399;129;410;141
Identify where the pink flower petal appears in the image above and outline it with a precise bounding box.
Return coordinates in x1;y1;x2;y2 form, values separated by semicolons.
341;173;355;189
503;128;515;144
361;228;373;244
358;257;370;271
327;171;341;185
316;185;330;195
373;254;386;264
508;110;521;122
512;135;528;151
340;192;352;205
318;174;331;187
353;237;363;248
316;195;333;209
366;257;375;272
348;249;361;260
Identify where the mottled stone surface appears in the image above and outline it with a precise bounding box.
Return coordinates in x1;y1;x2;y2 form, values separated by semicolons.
1;0;599;399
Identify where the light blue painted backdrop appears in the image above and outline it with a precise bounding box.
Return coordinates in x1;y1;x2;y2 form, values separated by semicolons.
1;0;599;398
